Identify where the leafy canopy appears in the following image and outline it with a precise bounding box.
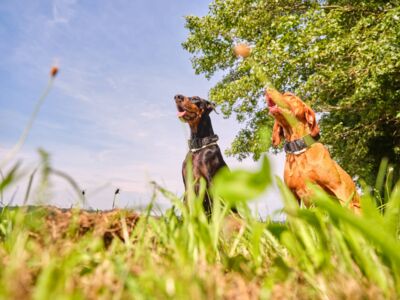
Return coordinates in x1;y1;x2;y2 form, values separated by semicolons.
183;0;400;185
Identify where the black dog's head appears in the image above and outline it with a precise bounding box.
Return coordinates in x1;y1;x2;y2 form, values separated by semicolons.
174;94;216;126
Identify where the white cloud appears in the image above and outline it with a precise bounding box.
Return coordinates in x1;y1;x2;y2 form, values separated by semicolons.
52;0;77;24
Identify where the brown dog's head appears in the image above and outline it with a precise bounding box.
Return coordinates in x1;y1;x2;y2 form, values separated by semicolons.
266;88;319;146
174;94;215;126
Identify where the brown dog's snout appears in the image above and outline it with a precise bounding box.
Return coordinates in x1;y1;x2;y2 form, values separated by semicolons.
174;94;184;103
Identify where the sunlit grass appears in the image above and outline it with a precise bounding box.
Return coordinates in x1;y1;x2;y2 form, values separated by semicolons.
0;155;398;299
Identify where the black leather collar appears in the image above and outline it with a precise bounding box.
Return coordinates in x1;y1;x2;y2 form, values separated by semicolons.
284;134;319;154
188;134;219;151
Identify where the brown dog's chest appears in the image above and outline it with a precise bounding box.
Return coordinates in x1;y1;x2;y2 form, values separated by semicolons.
283;143;326;190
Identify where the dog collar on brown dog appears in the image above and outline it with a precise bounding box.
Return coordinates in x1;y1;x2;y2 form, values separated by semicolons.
284;134;319;155
189;135;219;152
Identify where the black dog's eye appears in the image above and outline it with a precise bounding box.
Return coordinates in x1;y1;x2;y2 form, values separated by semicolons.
189;97;202;104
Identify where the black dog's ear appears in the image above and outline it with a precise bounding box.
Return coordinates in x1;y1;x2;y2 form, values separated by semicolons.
207;100;216;112
201;100;216;113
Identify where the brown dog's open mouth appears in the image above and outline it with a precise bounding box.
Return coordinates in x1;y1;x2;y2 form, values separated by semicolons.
267;97;279;114
269;105;279;114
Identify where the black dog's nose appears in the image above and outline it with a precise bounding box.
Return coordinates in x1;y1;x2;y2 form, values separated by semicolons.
174;94;184;102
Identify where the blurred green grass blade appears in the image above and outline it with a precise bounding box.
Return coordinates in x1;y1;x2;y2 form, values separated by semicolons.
276;179;327;269
360;191;385;227
33;261;58;300
184;155;197;211
375;158;389;201
331;225;354;272
295;210;330;269
275;177;299;212
212;156;271;205
0;163;21;195
280;230;302;259
384;182;400;236
314;195;400;268
151;181;185;214
384;166;394;205
289;216;319;269
248;221;266;267
343;224;388;290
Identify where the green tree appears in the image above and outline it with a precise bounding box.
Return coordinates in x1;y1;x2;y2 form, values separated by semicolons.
182;0;400;185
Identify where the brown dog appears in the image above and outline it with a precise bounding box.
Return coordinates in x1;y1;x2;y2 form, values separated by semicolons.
266;88;360;211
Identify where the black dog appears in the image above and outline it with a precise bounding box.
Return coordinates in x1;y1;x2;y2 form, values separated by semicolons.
174;94;228;215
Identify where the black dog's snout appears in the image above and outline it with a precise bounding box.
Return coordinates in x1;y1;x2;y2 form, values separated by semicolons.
174;94;184;102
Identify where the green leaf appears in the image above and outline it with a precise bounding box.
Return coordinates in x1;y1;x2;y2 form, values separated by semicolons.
212;155;271;205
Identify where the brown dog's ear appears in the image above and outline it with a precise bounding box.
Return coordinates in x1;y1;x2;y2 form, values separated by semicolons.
304;105;320;137
272;120;284;147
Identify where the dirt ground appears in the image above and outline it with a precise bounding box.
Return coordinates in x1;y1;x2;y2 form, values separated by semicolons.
19;205;141;247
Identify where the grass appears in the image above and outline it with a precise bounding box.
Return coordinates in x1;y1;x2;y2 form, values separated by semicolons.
0;154;399;299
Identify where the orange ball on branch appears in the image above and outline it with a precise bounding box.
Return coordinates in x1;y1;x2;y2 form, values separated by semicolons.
233;43;251;58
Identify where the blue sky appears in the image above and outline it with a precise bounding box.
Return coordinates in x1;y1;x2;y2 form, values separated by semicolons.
0;0;284;214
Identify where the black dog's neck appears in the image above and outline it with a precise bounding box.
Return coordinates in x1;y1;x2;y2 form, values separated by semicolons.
191;114;215;139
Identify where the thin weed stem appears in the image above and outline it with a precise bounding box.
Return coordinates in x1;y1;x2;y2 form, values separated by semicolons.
112;188;120;209
23;167;38;206
50;168;85;207
0;169;4;205
1;74;56;168
7;186;19;207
